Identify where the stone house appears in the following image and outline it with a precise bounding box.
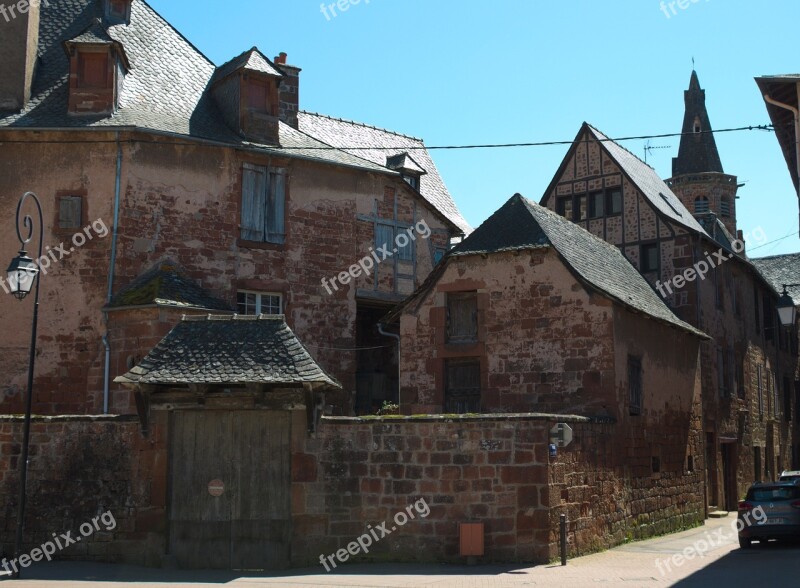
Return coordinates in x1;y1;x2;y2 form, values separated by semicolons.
0;0;468;417
538;72;798;511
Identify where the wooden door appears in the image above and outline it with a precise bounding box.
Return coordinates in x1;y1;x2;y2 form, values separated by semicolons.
169;411;291;569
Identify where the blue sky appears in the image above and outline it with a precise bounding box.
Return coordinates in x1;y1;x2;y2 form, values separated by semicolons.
149;0;800;257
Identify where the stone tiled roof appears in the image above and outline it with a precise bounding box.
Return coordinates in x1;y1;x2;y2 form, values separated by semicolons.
0;0;467;231
106;261;232;311
212;47;284;83
586;125;709;236
751;253;800;305
451;194;708;339
115;314;341;387
65;17;115;45
298;112;470;234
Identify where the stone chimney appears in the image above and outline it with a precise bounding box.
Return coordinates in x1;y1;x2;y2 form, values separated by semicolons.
0;0;40;111
275;52;300;129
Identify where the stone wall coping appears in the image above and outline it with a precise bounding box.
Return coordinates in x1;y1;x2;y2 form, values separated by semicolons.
0;414;139;423
322;412;604;425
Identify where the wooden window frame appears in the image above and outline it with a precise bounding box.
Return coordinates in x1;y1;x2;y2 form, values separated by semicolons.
236;291;283;316
240;163;287;245
588;190;605;219
640;243;659;274
628;356;643;416
55;192;87;233
77;50;110;89
606;188;623;216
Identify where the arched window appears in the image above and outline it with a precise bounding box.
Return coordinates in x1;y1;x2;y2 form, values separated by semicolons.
695;196;709;214
720;197;731;217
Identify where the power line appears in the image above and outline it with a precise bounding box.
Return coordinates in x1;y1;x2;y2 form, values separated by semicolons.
748;230;800;253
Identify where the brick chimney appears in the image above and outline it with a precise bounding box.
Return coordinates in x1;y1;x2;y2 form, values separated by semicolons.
275;52;300;129
0;0;40;111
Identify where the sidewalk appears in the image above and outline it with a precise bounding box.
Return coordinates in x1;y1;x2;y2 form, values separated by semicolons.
3;514;792;588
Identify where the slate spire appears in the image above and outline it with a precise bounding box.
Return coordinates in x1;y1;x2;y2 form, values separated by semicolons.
672;71;724;176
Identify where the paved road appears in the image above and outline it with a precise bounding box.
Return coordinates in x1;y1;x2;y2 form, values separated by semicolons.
3;514;799;587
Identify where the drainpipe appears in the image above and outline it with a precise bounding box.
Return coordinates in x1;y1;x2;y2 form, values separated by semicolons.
102;134;123;414
377;323;401;412
763;93;800;230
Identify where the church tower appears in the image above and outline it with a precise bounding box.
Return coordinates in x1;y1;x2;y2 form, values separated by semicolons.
667;71;739;236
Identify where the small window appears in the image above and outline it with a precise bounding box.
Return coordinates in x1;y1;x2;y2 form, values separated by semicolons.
652;456;661;474
556;196;573;220
375;224;414;262
628;356;642;416
575;195;587;221
784;377;792;423
694;196;709;214
444;358;481;414
588;191;605;219
402;175;419;190
433;248;446;265
693;116;702;134
687;455;694;473
447;292;478;343
241;164;286;244
606;189;623;216
757;364;764;416
247;79;269;112
77;52;109;88
720;197;731;218
717;346;728;398
58;196;83;229
106;0;130;20
237;291;282;316
641;243;659;273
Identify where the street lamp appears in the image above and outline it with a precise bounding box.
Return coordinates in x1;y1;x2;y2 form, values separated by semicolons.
6;192;43;580
777;284;800;328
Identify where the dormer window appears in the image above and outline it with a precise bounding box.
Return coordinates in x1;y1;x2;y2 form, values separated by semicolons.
402;174;419;190
105;0;131;23
244;75;279;117
77;51;109;88
386;152;426;192
693;116;702;134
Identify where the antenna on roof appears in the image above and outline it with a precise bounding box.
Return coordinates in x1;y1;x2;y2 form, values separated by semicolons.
643;140;671;164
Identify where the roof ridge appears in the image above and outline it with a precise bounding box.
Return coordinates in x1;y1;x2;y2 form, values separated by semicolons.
300;110;423;142
139;0;215;68
585;123;658;172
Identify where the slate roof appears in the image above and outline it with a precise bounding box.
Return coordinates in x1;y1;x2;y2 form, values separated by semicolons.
386;152;427;175
212;47;284;84
586;125;709;236
106;261;232;311
298;112;471;234
65;17;115;45
755;75;800;192
751;253;800;305
449;194;708;339
0;0;467;231
672;71;725;176
115;314;341;388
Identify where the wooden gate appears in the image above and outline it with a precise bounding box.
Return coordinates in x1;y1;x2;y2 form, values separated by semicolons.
168;410;291;569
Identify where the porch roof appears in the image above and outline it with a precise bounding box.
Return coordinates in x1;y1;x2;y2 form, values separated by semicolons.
115;314;341;389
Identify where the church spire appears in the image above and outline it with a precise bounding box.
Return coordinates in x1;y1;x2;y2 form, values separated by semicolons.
672;70;724;176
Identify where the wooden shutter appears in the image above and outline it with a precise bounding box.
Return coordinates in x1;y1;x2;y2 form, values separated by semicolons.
266;170;286;244
375;224;394;253
59;196;82;229
447;292;478;343
241;164;266;241
78;52;109;88
445;358;481;414
396;228;413;261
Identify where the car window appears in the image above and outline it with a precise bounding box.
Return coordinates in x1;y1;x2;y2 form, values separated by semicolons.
749;486;800;501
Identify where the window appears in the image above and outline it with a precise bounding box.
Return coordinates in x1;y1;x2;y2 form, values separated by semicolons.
402;175;419;190
736;351;745;399
784;377;792;423
575;195;587;221
695;196;709;214
447;292;478;343
652;456;661;474
757;364;764;417
693;116;702;134
434;248;446;265
628;356;643;416
588;191;605;219
58;195;82;229
556;196;573;220
241;164;286;244
606;189;623;216
444;358;481;414
376;224;414;262
720;197;731;218
237;291;282;316
718;346;728;398
772;371;779;420
754;447;762;481
246;78;270;113
687;455;694;473
641;243;659;273
106;0;130;20
77;51;109;88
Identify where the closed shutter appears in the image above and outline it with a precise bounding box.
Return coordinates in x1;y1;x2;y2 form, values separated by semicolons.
241;165;266;241
396;228;414;261
266;170;286;244
59;196;82;229
375;224;394;254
